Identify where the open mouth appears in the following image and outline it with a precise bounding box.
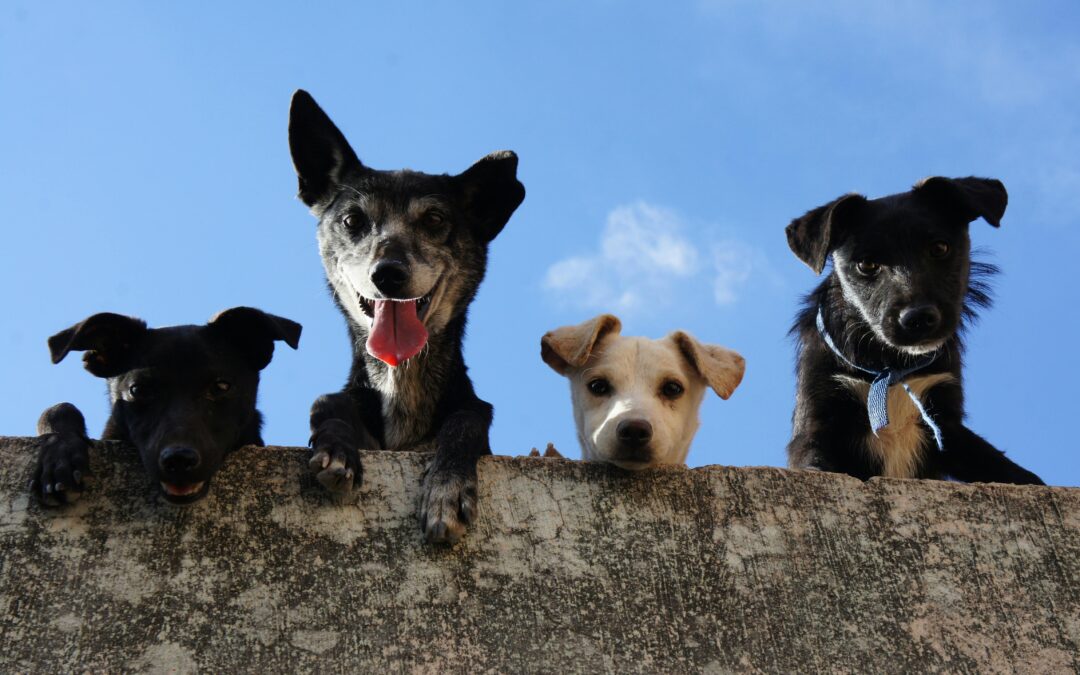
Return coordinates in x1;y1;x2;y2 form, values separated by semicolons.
356;281;441;367
159;480;207;503
357;290;434;322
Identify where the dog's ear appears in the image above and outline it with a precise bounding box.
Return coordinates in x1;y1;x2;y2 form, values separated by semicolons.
207;307;302;371
48;313;148;377
456;150;526;242
541;314;622;375
786;193;867;274
289;89;365;209
914;176;1007;227
670;331;745;400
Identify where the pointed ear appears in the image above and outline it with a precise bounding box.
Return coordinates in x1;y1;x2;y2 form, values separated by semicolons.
288;89;365;209
456;150;525;242
914;176;1007;227
786;193;866;274
541;314;622;375
670;331;745;400
48;313;148;377
207;307;302;371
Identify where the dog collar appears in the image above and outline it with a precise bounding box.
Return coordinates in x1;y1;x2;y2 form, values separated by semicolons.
815;308;944;450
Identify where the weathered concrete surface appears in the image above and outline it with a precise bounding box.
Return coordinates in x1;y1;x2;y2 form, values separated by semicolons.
1;437;1078;673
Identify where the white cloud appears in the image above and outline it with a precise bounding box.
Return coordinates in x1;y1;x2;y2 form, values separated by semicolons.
601;202;700;276
543;201;770;314
711;240;755;306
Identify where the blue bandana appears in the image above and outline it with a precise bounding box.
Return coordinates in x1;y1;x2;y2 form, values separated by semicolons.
816;308;944;450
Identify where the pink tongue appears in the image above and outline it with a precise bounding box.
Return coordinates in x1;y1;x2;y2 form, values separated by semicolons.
366;300;429;367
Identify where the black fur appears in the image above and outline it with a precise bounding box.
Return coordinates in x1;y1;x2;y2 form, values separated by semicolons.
32;308;301;505
288;90;525;543
785;177;1043;484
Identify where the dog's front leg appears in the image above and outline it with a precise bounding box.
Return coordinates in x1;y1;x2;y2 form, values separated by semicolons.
31;402;93;505
419;401;492;544
940;424;1045;485
309;392;380;494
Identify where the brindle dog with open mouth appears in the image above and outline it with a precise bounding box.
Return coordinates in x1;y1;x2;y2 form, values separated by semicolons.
288;90;525;543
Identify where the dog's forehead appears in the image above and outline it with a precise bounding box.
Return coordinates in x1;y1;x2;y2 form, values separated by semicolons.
134;326;244;374
878;191;956;224
594;336;690;381
849;193;958;241
346;170;457;211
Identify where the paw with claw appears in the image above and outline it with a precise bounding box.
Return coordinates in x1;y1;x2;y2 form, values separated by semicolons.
31;432;92;506
419;466;477;545
308;419;363;495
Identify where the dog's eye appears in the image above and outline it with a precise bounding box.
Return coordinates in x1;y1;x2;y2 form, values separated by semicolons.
856;261;880;276
128;383;141;398
214;380;231;393
343;214;362;230
128;382;151;400
661;380;685;399
587;378;611;396
930;241;950;258
423;211;446;229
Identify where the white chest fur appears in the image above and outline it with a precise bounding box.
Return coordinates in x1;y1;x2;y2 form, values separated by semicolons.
834;373;955;478
372;363;437;449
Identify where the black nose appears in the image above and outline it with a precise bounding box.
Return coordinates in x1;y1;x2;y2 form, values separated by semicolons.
898;305;942;336
371;260;409;296
616;419;653;448
159;446;201;473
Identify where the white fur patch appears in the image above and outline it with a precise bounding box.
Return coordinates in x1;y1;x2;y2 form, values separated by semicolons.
835;372;955;478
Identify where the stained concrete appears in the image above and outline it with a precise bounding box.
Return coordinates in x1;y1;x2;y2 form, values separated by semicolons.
0;436;1078;673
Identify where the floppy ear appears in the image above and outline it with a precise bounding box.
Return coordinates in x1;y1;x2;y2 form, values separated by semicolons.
541;314;622;375
456;150;526;242
785;193;867;274
914;176;1007;227
48;313;148;377
207;307;302;371
288;89;365;209
670;331;745;400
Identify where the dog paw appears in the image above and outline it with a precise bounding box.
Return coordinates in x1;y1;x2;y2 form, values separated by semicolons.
528;443;563;458
308;425;363;495
419;468;477;545
31;432;92;506
309;445;362;494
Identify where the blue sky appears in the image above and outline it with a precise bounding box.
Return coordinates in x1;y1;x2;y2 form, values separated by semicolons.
2;2;1077;485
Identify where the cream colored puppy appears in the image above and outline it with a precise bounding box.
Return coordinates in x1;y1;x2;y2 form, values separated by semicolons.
541;314;745;469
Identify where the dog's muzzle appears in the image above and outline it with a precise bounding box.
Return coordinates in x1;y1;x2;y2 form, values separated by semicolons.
897;304;942;341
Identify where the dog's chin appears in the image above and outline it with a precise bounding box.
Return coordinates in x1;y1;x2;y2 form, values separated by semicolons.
882;331;950;356
872;324;950;357
608;458;654;471
158;480;210;505
896;340;947;356
603;446;657;471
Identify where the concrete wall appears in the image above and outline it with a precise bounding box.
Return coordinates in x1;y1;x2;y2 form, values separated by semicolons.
1;436;1078;673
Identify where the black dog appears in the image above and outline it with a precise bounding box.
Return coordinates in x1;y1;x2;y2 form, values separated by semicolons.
785;176;1042;484
32;307;301;504
288;90;525;543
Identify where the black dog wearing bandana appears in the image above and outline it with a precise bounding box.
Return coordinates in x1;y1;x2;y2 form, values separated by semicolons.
785;176;1042;484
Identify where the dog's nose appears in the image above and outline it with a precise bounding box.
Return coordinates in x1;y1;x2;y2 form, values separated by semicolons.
371;260;409;296
159;446;201;473
898;305;942;335
616;419;653;448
